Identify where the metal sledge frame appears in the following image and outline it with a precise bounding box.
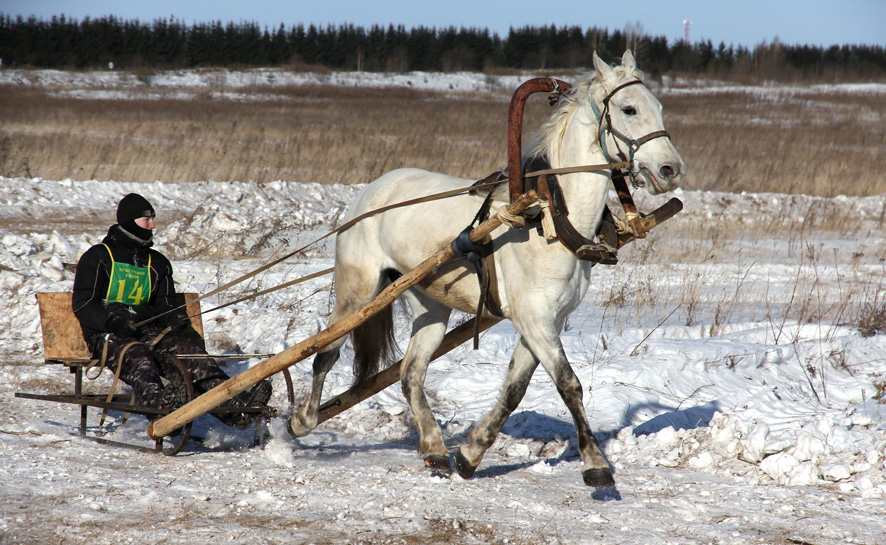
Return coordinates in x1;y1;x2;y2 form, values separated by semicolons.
15;292;292;455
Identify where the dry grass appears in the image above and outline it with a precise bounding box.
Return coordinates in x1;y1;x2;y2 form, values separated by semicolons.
0;84;519;185
2;77;884;197
596;210;886;346
661;87;886;197
856;290;886;338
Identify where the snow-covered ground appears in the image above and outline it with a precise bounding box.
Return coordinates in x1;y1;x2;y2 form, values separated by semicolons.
1;69;886;544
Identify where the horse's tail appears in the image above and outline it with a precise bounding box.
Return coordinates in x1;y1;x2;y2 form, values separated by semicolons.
351;301;398;386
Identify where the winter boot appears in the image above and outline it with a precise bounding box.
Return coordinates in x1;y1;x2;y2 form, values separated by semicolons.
218;380;273;430
159;374;188;411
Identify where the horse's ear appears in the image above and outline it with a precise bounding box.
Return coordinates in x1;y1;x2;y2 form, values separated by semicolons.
593;51;615;81
622;50;636;72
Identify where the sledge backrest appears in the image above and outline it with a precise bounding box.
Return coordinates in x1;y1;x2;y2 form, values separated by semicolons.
36;292;204;364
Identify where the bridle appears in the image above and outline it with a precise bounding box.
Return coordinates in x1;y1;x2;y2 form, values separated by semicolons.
591;79;672;188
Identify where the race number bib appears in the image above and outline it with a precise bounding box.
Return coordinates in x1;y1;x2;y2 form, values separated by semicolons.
103;244;152;306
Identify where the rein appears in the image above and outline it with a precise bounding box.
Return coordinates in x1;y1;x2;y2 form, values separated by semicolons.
525;161;630;179
139;158;634;328
138;180;499;327
143;78;663;326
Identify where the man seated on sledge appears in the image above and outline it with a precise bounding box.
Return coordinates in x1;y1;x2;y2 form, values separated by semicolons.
72;193;271;429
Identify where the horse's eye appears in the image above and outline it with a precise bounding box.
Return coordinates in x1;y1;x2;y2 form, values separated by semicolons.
621;106;637;116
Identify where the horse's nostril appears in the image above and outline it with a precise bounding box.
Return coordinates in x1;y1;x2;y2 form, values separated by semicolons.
659;165;676;180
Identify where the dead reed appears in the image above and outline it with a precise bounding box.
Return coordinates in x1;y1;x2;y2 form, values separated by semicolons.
660;86;886;197
2;76;883;197
0;84;518;185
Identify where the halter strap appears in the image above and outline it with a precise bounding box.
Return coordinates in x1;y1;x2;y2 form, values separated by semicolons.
594;78;673;188
602;79;646;105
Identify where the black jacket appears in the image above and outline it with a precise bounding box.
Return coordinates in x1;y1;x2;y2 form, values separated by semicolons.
72;224;181;353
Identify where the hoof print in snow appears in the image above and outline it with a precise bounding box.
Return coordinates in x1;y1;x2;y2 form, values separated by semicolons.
591;486;622;502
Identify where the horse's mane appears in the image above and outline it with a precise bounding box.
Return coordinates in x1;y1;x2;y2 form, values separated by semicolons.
525;63;644;163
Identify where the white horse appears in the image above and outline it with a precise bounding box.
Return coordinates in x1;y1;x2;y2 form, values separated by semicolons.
289;50;685;487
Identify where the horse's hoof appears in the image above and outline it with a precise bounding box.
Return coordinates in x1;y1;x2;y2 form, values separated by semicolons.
582;467;615;487
424;454;451;474
287;415;312;438
454;449;477;479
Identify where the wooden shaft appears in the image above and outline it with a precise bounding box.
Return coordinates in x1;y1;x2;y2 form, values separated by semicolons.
317;316;502;424
148;192;538;439
616;197;684;248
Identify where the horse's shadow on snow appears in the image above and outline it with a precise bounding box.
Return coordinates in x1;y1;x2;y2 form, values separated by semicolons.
465;400;721;480
287;400;724;474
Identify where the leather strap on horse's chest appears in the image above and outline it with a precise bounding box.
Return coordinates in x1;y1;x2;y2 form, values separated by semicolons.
524;157;619;265
471;191;505;320
450;194;505;349
477;237;504;318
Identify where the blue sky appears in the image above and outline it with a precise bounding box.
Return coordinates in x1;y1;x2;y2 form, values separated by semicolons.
3;0;884;48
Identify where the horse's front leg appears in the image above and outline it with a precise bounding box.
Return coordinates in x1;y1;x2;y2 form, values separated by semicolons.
455;337;539;479
288;344;342;437
400;292;451;472
520;319;614;487
546;354;614;486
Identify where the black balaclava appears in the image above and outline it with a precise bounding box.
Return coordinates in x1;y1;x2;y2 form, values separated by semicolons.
116;193;155;242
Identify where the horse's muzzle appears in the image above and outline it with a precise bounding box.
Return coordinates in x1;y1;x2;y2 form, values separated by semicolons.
636;163;680;194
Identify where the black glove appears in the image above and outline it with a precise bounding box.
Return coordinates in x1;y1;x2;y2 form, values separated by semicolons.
168;312;190;333
106;314;138;338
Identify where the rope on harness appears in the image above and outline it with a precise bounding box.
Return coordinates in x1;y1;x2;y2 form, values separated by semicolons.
496;204;526;229
610;208;632;237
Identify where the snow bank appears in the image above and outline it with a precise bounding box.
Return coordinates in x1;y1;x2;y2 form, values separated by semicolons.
3;175;885;504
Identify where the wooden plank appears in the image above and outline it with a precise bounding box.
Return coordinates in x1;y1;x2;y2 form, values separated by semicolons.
37;292;204;362
38;293;90;361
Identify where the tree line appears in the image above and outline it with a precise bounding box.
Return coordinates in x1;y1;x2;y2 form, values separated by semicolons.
1;14;884;82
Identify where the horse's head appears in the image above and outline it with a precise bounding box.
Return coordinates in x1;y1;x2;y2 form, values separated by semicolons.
589;50;686;195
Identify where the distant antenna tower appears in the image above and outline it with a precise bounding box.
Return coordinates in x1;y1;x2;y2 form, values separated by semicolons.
683;20;691;44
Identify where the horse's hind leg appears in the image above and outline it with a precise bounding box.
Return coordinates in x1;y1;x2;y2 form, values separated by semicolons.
399;290;451;472
455;337;539;479
288;262;382;437
287;344;342;437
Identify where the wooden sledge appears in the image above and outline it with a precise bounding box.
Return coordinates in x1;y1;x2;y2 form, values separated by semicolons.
15;292;288;455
